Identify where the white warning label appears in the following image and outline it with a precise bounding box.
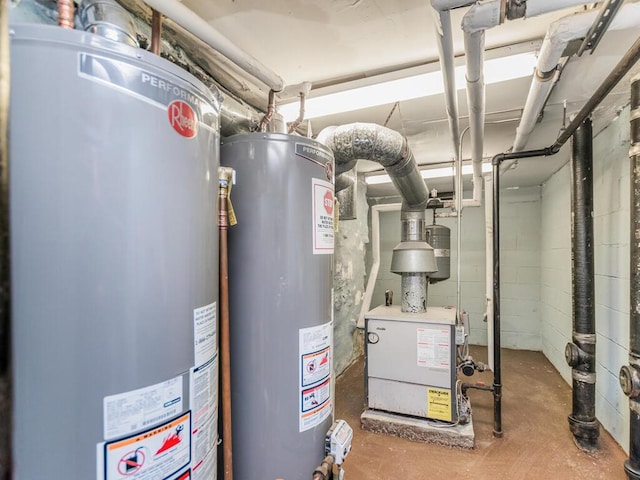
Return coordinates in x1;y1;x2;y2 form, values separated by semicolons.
103;376;184;440
103;413;191;480
190;356;218;480
417;327;451;370
312;178;334;254
299;322;333;432
193;302;217;368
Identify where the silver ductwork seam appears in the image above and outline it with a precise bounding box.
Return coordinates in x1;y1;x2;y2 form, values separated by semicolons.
317;123;436;313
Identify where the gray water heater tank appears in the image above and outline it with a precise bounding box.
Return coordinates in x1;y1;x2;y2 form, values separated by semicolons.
221;133;335;480
426;223;451;283
10;24;220;480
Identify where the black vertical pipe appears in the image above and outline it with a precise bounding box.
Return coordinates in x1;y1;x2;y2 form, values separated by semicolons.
492;159;503;437
485;36;640;443
0;0;10;477
565;118;600;452
621;74;640;480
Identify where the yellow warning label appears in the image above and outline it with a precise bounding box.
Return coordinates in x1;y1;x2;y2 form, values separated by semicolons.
427;387;452;422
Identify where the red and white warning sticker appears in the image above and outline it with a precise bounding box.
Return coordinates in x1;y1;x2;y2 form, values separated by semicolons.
312;178;334;255
103;413;191;480
301;347;330;388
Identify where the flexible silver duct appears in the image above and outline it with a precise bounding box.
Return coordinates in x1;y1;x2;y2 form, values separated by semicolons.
317;123;429;212
317;123;436;313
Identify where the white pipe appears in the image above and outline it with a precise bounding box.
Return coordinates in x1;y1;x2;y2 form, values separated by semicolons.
430;4;461;163
357;203;402;329
462;174;483;208
509;2;640;162
142;0;285;91
431;0;487;211
484;174;494;371
525;0;597;18
461;28;485;211
461;0;502;33
431;0;474;10
455;139;463;317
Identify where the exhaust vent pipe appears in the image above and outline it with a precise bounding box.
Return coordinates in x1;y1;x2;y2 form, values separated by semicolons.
79;0;139;48
317;123;436;313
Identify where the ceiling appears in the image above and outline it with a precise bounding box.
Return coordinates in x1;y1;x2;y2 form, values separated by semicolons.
184;0;640;196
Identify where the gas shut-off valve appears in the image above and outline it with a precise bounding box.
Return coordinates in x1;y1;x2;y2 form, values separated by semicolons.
314;420;353;480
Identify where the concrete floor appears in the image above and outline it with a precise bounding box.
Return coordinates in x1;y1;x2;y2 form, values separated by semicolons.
335;347;627;480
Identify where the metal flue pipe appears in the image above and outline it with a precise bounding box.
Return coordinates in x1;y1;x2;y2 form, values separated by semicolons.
317;123;435;313
620;74;640;480
317;124;429;213
565;118;599;452
79;0;139;47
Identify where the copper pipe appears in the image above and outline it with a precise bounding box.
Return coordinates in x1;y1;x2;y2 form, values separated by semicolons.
218;167;234;480
258;89;276;132
151;9;163;55
57;0;75;29
287;93;306;134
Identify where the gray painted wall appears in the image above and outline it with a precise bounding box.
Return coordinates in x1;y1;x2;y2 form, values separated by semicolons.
368;186;542;353
333;175;369;375
540;106;631;452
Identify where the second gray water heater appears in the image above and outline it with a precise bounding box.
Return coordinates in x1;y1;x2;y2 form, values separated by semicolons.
221;133;335;480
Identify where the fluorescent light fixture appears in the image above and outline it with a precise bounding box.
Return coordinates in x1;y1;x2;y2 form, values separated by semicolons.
365;163;493;185
279;52;537;122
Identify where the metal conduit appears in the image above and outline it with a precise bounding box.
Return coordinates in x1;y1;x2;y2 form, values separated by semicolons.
491;159;503;437
565;118;599;452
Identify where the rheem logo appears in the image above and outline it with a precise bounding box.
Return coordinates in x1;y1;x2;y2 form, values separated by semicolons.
167;100;198;138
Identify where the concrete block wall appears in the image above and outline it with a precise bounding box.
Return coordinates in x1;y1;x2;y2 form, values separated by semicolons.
540;106;631;451
369;186;542;351
333;175;369;375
